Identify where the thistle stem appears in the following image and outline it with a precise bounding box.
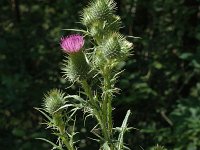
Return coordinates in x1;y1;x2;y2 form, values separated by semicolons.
81;80;95;104
102;66;114;149
60;131;74;150
81;80;110;141
54;114;75;150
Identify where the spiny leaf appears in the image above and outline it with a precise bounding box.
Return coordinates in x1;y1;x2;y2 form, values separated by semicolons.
117;110;131;150
101;142;111;150
35;107;52;121
54;104;74;113
64;95;86;103
127;35;142;39
62;28;89;34
36;138;62;150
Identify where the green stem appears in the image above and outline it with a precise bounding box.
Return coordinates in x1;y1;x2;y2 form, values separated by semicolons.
81;80;110;141
81;80;95;104
102;66;114;149
54;114;75;150
61;135;74;150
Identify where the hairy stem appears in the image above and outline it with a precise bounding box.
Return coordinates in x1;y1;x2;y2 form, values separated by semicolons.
102;66;114;149
54;114;75;150
81;80;110;141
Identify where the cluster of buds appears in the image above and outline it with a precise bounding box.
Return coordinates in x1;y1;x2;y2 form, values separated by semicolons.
82;0;133;71
59;0;133;83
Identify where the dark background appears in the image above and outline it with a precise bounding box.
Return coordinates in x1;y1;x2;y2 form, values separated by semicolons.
0;0;200;149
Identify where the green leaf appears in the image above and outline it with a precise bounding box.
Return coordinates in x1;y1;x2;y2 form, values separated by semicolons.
34;107;52;121
64;95;86;103
179;53;193;60
102;142;111;150
153;61;163;69
36;138;62;150
191;60;200;69
62;28;89;34
117;110;131;150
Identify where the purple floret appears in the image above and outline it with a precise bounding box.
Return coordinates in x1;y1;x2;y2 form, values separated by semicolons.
60;34;84;53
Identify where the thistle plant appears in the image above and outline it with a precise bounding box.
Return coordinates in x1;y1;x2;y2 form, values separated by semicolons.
37;0;134;149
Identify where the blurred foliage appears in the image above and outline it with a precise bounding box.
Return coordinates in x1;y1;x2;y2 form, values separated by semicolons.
116;0;200;149
0;0;200;150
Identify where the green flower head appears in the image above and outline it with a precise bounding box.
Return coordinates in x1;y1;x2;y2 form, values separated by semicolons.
43;89;66;115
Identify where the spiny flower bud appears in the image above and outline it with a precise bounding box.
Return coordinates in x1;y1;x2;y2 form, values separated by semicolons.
62;51;91;82
81;0;116;26
43;89;66;115
89;16;121;38
93;48;106;68
99;33;133;60
119;38;133;58
60;35;91;82
89;21;104;38
102;33;121;59
107;15;121;31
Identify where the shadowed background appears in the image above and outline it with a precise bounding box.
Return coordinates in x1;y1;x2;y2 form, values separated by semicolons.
0;0;200;149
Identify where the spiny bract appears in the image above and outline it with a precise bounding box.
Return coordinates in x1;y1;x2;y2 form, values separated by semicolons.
43;89;66;115
62;52;91;82
81;0;117;26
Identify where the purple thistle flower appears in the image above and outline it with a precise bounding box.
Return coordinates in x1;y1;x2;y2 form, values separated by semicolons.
60;34;84;53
